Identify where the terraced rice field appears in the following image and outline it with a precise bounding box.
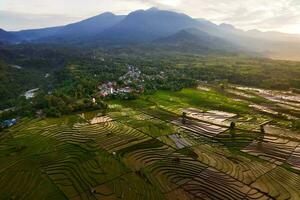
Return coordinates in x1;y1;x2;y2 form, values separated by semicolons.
1;88;300;199
182;108;237;123
242;135;299;166
232;86;300;120
172;118;228;138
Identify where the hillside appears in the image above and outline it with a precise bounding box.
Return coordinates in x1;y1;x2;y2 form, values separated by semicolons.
96;8;199;43
154;28;239;53
13;12;125;42
0;60;43;109
0;28;18;43
13;26;63;41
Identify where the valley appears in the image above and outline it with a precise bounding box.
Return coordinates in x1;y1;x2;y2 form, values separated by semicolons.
1;5;300;200
1;85;300;199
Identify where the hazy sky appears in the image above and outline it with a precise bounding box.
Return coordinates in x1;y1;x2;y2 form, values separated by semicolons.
1;0;300;34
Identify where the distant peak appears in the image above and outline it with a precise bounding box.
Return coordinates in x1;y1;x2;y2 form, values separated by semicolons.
147;7;160;11
127;7;161;16
99;12;115;16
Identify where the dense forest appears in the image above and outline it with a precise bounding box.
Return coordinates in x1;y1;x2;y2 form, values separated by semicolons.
0;60;43;109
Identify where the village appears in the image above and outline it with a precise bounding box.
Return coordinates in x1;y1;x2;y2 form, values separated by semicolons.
0;65;145;129
98;65;145;98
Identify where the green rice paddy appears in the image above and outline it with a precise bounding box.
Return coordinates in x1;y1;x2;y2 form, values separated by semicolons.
1;87;300;199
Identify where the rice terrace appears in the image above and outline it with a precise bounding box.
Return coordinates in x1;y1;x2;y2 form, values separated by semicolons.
2;2;300;199
1;85;300;200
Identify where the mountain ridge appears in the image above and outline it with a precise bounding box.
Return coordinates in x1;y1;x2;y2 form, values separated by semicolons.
1;8;300;60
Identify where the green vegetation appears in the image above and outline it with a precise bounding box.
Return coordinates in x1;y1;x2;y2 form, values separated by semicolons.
292;119;300;130
1;44;300;199
1;45;300;117
1;83;300;199
0;60;43;109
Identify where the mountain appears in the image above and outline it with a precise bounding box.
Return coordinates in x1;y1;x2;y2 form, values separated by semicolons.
47;12;125;41
13;26;63;41
215;23;300;60
13;12;125;42
95;8;200;43
155;28;238;53
0;28;18;43
157;29;206;44
2;8;300;60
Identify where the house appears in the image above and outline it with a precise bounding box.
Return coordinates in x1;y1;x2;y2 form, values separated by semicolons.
24;88;39;99
98;65;145;98
119;65;142;83
118;87;132;93
98;81;118;97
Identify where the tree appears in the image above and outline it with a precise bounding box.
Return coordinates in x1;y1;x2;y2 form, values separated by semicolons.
260;125;265;133
257;125;266;150
182;112;187;124
230;122;236;130
229;122;236;138
45;107;61;118
292;119;300;131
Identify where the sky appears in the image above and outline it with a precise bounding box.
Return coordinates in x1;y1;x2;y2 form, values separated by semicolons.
1;0;300;34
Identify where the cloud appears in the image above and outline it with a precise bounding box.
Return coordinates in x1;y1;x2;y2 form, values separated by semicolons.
0;11;81;31
172;0;300;33
1;0;149;16
139;0;182;7
0;0;151;30
1;0;300;33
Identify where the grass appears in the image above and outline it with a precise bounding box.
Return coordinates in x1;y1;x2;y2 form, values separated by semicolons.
281;163;300;175
1;85;300;199
124;118;177;137
109;88;251;121
174;88;250;113
127;88;251;115
177;147;199;159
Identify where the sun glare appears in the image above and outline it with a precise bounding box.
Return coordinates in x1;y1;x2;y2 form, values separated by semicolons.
159;0;182;6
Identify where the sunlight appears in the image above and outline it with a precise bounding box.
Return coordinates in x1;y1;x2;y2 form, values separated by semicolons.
158;0;182;6
1;1;300;199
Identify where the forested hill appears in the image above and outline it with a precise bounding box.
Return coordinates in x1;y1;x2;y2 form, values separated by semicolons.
0;44;84;109
0;60;43;109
